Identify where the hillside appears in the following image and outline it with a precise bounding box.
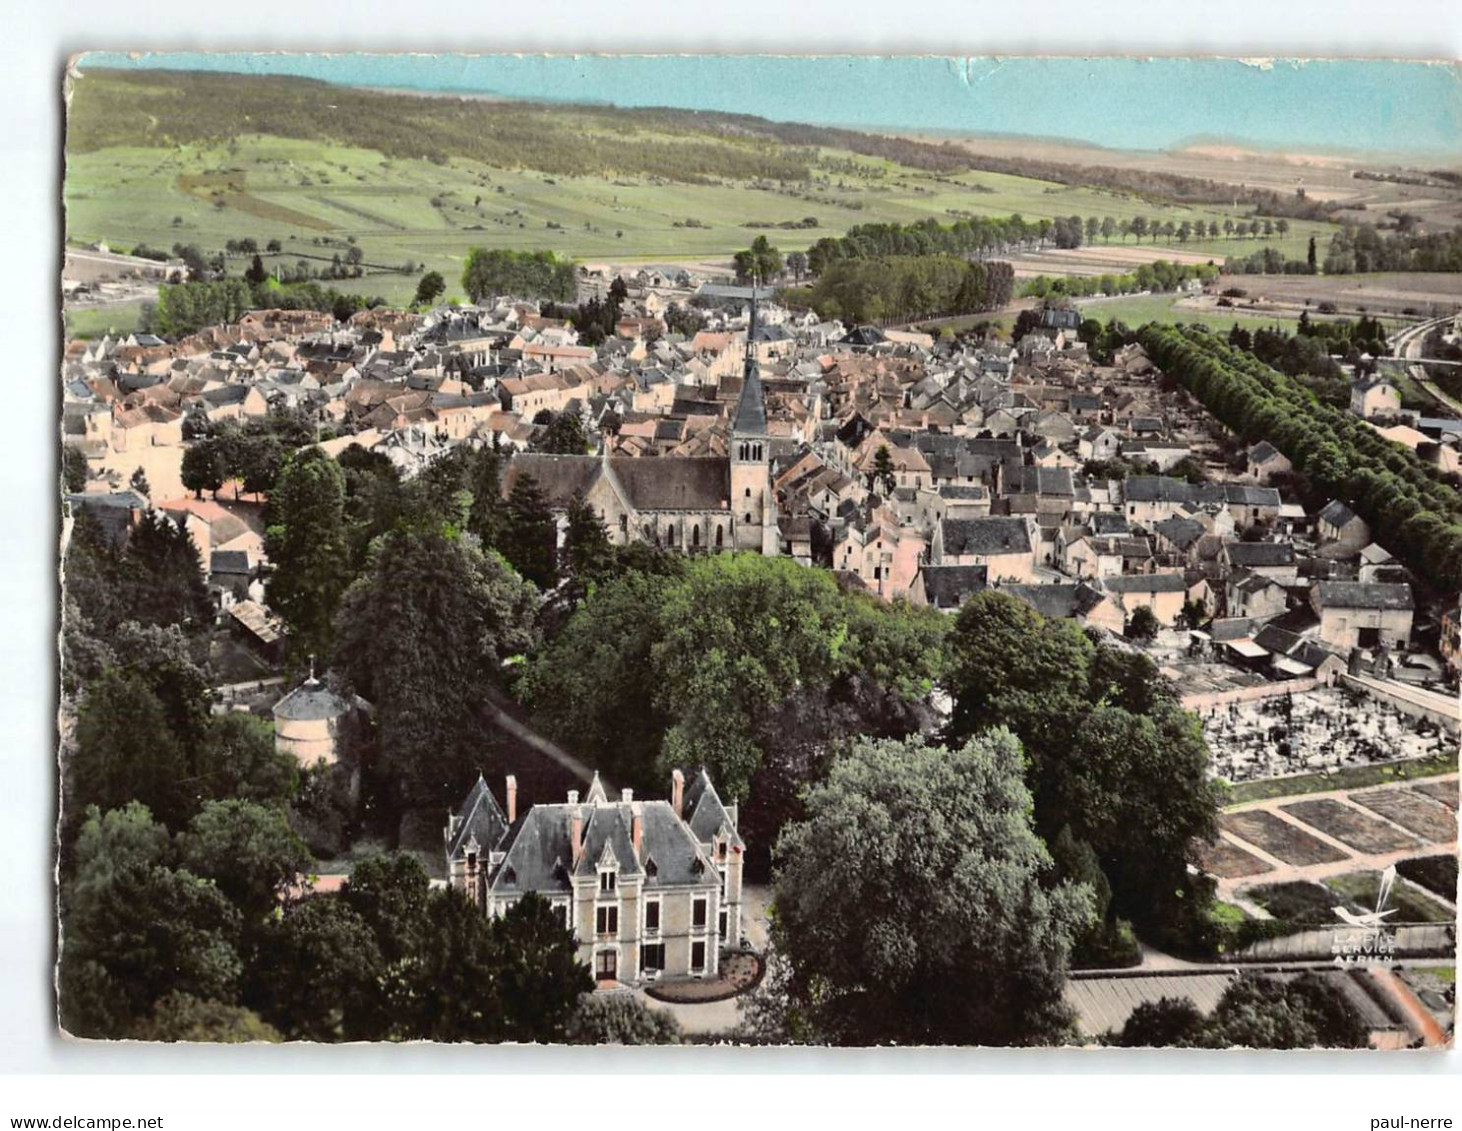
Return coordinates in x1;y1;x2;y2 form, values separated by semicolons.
64;68;1342;321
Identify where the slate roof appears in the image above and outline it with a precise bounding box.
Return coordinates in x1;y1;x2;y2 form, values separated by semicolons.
1312;581;1415;611
610;456;731;511
918;565;989;610
1004;582;1109;621
732;361;768;435
1248;441;1283;464
1318;499;1361;528
446;773;510;866
210;549;252;575
940;517;1032;557
683;768;745;850
1223;541;1296;568
1002;466;1074;498
272;677;348;723
1102;573;1189;594
487;797;713;895
1153;516;1206;551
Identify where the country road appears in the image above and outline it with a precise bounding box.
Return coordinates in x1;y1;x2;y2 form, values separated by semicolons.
1390;313;1462;416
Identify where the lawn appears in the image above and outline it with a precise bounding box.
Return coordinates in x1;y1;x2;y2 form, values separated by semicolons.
1226;754;1458;806
1325;870;1456;924
63;300;148;338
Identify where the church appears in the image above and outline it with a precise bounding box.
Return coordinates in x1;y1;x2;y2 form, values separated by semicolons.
499;302;779;557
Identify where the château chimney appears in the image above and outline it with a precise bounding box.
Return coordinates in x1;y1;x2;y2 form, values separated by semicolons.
505;774;517;825
570;805;584;866
671;768;685;819
631;802;643;860
621;787;633;803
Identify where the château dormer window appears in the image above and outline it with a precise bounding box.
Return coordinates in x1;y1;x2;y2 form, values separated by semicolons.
600;869;616;893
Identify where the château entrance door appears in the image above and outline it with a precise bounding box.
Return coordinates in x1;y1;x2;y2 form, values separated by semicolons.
596;950;617;982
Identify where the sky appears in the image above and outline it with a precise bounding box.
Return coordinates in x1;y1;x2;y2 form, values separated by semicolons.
76;53;1462;158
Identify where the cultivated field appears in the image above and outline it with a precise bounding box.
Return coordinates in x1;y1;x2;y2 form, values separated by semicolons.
1218;811;1351;867
1352;789;1459;843
1278;799;1420;855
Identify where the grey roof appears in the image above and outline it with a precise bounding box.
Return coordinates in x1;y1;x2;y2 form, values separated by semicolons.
446;773;511;865
1223;541;1296;568
1318;499;1361;528
1003;582;1109;621
683;768;745;849
941;517;1032;557
210;549;251;575
1248;440;1283;464
732;363;768;436
1102;573;1190;594
1002;466;1074;498
1153;516;1206;550
918;565;989;610
272;677;348;722
611;456;731;511
488;797;714;895
1313;581;1415;611
1089;513;1132;536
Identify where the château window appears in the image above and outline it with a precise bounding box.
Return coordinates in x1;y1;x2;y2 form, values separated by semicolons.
691;941;707;973
718;909;728;938
641;943;665;975
645;900;661;933
600;870;616;893
692;897;707;929
596;905;619;936
745;487;751;498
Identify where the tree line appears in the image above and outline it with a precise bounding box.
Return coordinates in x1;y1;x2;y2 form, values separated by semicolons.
1141;324;1462;591
461;248;577;304
1021;259;1218;301
784;255;1016;323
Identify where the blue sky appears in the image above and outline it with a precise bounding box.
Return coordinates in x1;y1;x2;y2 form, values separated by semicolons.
77;53;1461;157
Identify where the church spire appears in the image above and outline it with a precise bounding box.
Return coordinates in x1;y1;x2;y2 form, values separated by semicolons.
733;279;767;437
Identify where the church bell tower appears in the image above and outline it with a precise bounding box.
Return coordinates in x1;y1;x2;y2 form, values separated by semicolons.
730;288;775;554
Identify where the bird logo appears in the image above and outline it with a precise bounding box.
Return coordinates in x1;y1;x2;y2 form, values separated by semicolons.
1333;864;1398;929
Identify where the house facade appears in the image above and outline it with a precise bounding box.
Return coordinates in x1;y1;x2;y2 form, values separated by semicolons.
445;768;744;987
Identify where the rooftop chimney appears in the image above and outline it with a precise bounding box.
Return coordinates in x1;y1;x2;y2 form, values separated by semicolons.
631;802;644;860
671;768;685;819
570;806;584;867
568;789;579;805
505;774;517;825
621;787;634;803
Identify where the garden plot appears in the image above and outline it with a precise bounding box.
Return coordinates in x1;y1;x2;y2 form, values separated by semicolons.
1352;789;1458;844
1279;799;1420;855
1201;687;1453;784
1193;837;1275;880
1325;870;1456;924
1413;780;1459;810
1219;811;1351;867
1396;855;1459;903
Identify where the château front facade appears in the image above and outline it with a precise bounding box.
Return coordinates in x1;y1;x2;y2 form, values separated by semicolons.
445;768;745;985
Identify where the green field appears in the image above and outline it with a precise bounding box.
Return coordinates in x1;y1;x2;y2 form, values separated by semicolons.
1074;291;1416;335
65;70;1342;314
1226;752;1459;806
63;300;149;338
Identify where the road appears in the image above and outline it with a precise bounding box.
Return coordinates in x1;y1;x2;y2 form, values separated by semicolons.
1389;313;1462;416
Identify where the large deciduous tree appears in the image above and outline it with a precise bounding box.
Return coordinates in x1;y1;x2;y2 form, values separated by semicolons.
771;731;1093;1046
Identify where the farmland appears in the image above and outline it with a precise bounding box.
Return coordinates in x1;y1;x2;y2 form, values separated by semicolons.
65;68;1344;320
